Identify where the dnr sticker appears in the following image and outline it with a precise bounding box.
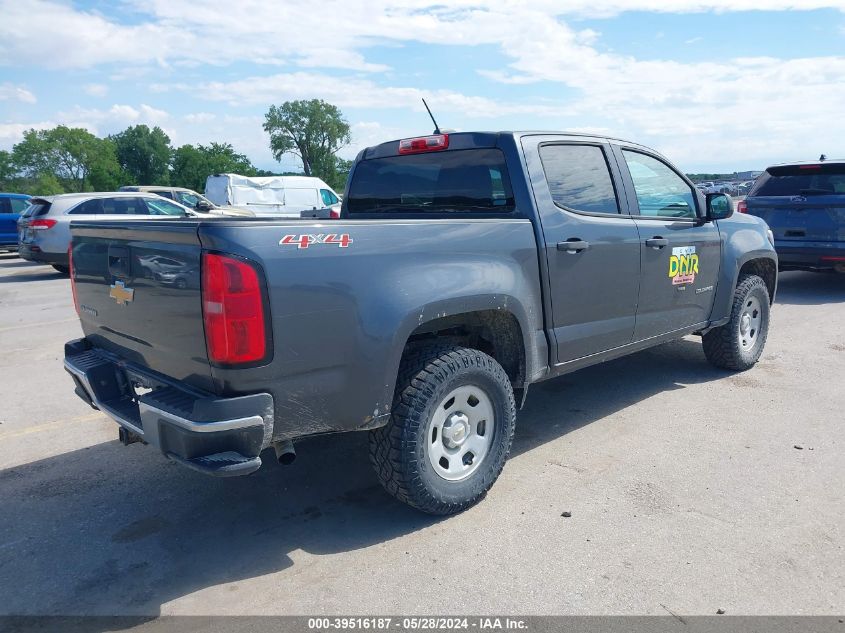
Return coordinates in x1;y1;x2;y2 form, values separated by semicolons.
669;246;699;285
279;234;352;249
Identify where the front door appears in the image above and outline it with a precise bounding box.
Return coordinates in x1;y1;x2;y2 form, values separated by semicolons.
523;137;641;364
614;147;721;341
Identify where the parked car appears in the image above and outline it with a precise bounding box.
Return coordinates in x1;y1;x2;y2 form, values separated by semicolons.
118;186;254;217
0;193;31;252
204;174;342;218
18;192;195;273
64;131;776;514
741;159;845;272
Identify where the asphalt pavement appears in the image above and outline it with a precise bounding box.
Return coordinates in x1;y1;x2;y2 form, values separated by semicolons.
0;253;842;616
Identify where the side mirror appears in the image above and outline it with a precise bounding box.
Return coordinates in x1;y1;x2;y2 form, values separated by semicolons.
196;201;213;212
705;193;733;221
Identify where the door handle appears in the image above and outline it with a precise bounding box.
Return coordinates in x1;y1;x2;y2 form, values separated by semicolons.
557;239;590;253
645;237;668;249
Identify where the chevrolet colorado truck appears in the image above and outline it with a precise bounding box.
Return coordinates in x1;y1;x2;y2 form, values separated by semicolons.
64;131;777;515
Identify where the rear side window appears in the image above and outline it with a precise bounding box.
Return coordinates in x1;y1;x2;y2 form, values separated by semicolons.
69;199;103;215
102;197;149;214
750;164;845;196
347;148;514;215
152;190;174;200
11;199;29;213
539;145;620;214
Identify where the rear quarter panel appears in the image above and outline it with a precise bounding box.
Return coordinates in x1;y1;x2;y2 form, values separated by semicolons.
199;218;545;440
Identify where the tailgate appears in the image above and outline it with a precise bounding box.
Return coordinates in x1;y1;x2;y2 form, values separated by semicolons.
70;220;215;393
747;195;845;242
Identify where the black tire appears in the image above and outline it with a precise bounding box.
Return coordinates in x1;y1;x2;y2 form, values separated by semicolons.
369;345;516;515
52;264;69;275
703;274;770;371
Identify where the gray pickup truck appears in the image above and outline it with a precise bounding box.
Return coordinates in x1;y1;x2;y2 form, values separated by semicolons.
64;131;777;514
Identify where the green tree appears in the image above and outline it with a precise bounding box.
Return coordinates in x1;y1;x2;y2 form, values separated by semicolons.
171;142;257;191
0;150;15;190
11;126;120;192
31;173;65;196
263;100;351;180
110;125;172;186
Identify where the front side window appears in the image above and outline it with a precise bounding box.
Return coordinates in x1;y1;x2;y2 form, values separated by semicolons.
622;150;697;219
347;148;515;215
144;197;187;216
539;144;620;214
152;190;174;200
320;189;339;206
176;192;200;207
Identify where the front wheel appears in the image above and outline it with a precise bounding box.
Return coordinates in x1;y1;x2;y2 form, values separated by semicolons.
369;346;516;515
703;274;771;371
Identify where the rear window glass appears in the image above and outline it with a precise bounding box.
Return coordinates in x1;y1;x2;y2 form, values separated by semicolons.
27;202;51;217
750;164;845;196
347;148;514;215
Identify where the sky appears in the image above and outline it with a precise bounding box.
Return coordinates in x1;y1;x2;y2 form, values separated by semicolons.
1;1;844;174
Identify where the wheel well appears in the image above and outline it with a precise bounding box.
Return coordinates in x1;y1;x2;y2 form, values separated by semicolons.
404;310;526;387
739;258;776;303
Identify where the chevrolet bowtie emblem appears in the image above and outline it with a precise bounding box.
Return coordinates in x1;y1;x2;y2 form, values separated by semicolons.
109;280;135;305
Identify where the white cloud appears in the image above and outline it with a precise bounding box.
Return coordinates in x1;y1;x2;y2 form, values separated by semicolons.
685;36;703;43
0;83;36;103
83;83;108;97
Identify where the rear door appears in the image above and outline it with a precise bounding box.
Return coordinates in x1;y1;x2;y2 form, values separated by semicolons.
523;136;641;363
746;164;845;243
613;146;721;340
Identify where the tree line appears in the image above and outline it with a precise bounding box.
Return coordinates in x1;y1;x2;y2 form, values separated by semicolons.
0;99;353;196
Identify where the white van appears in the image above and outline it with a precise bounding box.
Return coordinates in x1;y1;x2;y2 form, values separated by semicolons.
204;174;342;217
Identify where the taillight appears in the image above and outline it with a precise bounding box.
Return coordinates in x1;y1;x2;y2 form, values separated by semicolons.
201;252;268;365
68;244;79;315
398;134;449;154
737;200;748;214
29;219;57;230
329;208;341;219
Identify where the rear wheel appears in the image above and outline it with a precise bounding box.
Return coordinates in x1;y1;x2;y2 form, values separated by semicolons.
52;264;69;275
703;274;770;370
369;345;516;515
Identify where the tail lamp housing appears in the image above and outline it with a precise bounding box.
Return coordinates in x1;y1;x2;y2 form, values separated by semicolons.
201;252;271;366
736;200;748;214
29;219;57;230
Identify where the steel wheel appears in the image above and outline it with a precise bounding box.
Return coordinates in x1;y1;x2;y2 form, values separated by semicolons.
426;385;494;481
739;295;762;350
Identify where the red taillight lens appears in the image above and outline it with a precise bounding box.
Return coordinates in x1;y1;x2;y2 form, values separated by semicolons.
29;219;57;230
329;208;341;219
398;134;449;154
737;200;748;214
201;252;267;365
68;244;79;315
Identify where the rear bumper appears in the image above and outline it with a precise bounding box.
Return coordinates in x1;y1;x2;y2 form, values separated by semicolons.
18;244;68;266
774;240;845;271
64;339;274;477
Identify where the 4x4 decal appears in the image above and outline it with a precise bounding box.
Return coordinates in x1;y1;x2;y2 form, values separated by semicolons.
279;234;353;249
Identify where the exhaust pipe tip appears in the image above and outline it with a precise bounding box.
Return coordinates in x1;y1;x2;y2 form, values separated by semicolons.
273;440;296;465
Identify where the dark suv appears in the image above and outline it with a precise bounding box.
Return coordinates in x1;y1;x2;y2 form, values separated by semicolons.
741;160;845;273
